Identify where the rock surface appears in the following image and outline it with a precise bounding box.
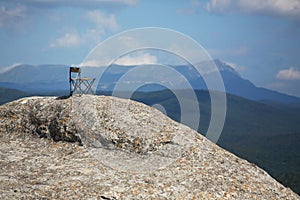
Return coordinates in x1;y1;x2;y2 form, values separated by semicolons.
0;95;299;199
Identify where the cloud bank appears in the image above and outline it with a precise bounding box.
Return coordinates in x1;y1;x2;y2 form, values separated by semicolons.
50;32;81;48
115;53;158;66
2;0;138;9
1;1;127;47
50;10;119;48
276;67;300;80
206;0;300;18
0;5;27;29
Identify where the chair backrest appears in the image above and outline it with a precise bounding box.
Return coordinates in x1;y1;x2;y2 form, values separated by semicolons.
70;67;81;73
69;67;81;82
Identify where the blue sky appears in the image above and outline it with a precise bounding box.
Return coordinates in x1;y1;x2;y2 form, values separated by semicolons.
0;0;300;97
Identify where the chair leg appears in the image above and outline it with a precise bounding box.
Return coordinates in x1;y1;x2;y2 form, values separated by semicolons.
70;82;72;96
70;78;95;95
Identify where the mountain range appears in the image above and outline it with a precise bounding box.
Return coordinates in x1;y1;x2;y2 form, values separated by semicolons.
1;59;300;104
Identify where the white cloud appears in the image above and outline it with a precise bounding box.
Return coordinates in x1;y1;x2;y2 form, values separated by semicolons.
87;10;119;31
224;61;246;72
177;0;202;15
115;53;158;66
0;63;22;73
50;32;81;48
0;5;27;29
2;0;138;9
50;10;119;48
0;0;134;32
79;59;103;67
206;0;300;18
276;67;300;80
79;53;158;67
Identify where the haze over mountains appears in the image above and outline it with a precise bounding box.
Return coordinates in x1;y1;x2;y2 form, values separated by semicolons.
1;59;300;105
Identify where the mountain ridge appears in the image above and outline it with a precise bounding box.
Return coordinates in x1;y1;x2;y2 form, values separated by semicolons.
1;60;300;104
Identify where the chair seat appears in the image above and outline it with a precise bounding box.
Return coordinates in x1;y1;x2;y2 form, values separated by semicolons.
73;77;94;81
69;67;95;96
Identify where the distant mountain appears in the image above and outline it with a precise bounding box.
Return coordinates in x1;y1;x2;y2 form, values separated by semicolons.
1;60;300;104
0;64;69;94
98;60;300;104
213;60;300;104
0;87;29;105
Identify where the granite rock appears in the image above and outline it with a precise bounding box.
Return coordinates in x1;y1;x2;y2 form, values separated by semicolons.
0;95;299;199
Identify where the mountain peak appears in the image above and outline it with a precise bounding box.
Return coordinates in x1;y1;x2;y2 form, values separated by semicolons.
213;59;241;76
0;95;299;199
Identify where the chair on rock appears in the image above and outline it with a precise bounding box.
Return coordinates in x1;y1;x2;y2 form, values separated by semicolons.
69;67;95;96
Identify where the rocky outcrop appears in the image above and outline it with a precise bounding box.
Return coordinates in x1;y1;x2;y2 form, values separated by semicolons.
0;96;80;143
0;95;299;199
